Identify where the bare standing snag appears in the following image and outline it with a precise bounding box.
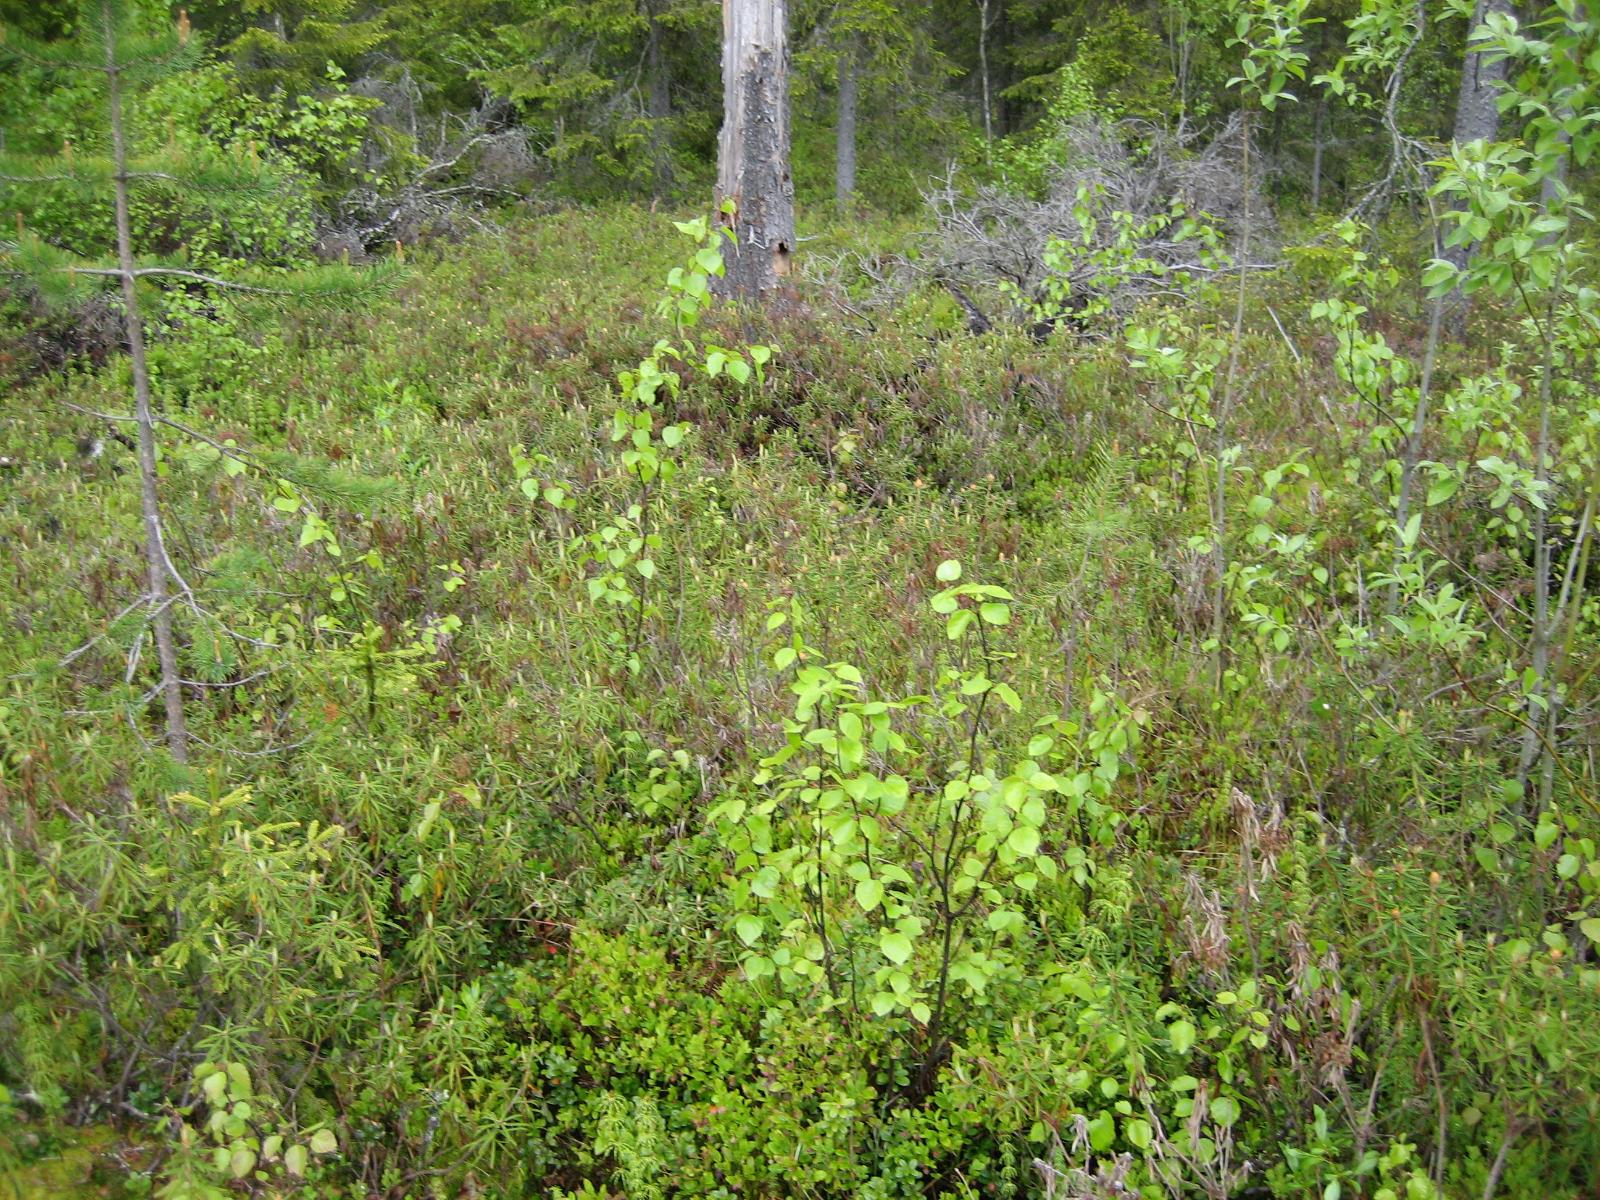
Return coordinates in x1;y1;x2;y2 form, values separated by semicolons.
713;0;795;298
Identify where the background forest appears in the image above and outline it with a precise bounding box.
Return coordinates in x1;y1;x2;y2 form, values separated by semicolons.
2;1;1599;1199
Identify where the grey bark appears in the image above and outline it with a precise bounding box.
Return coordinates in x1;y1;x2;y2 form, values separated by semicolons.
713;0;795;298
646;5;671;120
1517;296;1558;795
977;0;993;146
1310;97;1325;209
1451;0;1514;143
1211;110;1253;696
645;1;673;196
103;1;188;761
1444;0;1515;270
835;39;858;207
1537;3;1584;217
1540;132;1570;213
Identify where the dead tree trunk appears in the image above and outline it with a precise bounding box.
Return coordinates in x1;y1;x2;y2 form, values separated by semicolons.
104;0;188;761
713;0;795;298
835;39;858;208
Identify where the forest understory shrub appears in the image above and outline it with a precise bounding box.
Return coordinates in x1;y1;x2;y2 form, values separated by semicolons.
4;46;1600;1183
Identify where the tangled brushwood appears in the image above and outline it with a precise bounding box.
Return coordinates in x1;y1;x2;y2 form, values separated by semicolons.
898;117;1268;335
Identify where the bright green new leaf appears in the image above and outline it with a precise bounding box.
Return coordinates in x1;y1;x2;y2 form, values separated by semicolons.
880;930;913;964
1169;1019;1197;1054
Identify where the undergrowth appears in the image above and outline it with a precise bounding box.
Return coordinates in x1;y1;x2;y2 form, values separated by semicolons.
1;202;1597;1200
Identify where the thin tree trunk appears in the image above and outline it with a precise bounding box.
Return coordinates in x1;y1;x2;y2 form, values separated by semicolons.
645;1;673;197
104;0;187;761
1174;16;1192;141
714;0;794;298
646;7;671;120
835;38;857;208
1538;78;1574;228
1390;295;1444;614
1538;3;1584;223
1310;97;1325;209
1518;293;1559;797
1539;130;1570;219
1213;110;1252;696
1481;1119;1525;1200
977;0;993;147
1542;466;1596;808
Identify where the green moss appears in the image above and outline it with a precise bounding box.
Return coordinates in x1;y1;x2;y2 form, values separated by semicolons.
2;1124;126;1200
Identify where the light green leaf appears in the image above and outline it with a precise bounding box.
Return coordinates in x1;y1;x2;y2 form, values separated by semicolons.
881;930;913;964
1087;1111;1115;1151
980;602;1010;625
1006;826;1041;856
1125;1118;1153;1150
1170;1019;1197;1054
1426;475;1459;506
229;1147;257;1179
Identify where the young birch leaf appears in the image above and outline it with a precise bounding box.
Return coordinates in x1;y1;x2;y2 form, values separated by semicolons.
880;930;913;964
